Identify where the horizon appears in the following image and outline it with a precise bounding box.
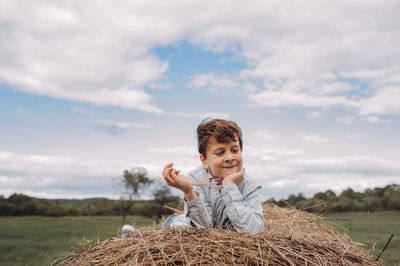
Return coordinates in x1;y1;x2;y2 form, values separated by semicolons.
1;0;400;200
3;183;399;202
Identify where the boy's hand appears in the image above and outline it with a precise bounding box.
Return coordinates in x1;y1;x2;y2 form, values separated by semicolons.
162;162;196;201
222;167;245;188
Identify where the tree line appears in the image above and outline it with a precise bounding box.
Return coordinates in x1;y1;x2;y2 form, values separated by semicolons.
0;167;181;220
1;170;399;217
0;194;181;218
266;184;400;213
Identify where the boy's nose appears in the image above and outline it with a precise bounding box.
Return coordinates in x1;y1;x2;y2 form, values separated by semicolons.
224;152;234;161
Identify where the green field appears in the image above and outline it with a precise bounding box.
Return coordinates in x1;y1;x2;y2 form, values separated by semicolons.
0;212;398;266
0;216;155;266
323;212;400;265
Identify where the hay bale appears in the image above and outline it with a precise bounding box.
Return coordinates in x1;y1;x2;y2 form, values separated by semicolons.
55;205;379;265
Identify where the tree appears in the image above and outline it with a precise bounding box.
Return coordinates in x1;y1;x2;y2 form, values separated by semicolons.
313;190;336;201
7;193;36;215
340;188;357;199
119;167;153;223
0;195;15;216
383;185;400;210
287;193;306;206
313;192;328;201
153;185;181;220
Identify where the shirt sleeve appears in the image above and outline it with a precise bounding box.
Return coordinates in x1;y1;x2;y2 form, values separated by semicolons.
183;190;214;228
221;183;264;234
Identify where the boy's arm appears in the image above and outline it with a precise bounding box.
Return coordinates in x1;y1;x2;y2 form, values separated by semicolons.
221;183;264;234
163;163;213;228
183;189;214;228
163;162;196;201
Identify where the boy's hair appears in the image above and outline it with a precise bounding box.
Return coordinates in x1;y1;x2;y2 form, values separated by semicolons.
197;119;243;158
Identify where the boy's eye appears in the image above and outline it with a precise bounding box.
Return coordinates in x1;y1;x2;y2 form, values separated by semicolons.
232;148;239;153
216;151;224;156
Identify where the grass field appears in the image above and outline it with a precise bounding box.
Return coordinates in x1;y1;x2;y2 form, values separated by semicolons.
0;212;398;266
323;212;400;265
0;216;155;266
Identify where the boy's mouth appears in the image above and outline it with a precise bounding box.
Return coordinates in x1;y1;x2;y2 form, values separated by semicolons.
222;165;237;169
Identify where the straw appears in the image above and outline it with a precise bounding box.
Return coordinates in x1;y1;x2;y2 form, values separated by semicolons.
54;204;379;265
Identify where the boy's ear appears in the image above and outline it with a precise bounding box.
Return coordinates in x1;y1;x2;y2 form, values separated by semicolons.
200;154;209;170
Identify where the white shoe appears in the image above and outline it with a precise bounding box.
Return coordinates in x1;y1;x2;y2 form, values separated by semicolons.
121;224;136;236
170;214;192;227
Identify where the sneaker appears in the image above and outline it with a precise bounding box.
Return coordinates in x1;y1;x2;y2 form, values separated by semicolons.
121;224;136;236
160;214;191;229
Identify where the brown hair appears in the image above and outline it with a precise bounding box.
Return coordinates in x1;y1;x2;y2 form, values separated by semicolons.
197;119;243;158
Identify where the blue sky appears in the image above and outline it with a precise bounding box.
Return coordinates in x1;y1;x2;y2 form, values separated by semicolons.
1;0;399;199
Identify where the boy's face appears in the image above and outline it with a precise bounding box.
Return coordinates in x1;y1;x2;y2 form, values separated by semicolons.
200;136;243;179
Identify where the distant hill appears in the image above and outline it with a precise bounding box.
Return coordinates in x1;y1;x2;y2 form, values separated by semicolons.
31;197;111;205
31;197;150;206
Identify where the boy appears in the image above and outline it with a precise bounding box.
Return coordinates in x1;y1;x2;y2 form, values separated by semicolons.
161;119;264;234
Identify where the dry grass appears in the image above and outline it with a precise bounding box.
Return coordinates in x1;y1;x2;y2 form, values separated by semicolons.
54;204;379;265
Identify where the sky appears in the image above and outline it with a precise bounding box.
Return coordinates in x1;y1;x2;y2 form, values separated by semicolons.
0;0;399;200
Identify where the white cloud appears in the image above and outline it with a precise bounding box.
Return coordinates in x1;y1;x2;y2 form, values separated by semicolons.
344;134;364;140
147;82;173;90
1;0;399;118
298;132;334;144
189;1;399;118
189;73;239;94
250;130;281;142
244;146;400;198
92;120;151;135
171;111;230;119
0;1;168;112
356;86;400;116
147;146;200;173
291;156;400;174
363;116;386;124
148;146;197;157
0;150;163;198
71;106;96;116
307;112;320;119
248;89;357;109
1;1;399;200
1;146;399;199
337;116;354;124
